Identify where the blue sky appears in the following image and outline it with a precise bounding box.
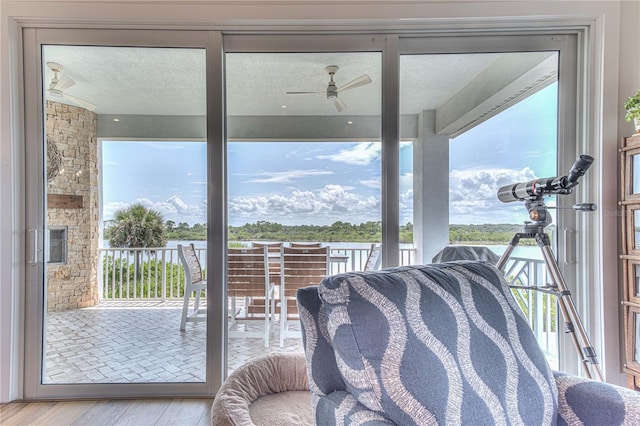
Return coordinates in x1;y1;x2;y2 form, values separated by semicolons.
102;83;557;227
449;83;557;224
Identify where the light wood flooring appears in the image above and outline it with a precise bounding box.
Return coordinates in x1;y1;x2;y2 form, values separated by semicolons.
0;398;213;426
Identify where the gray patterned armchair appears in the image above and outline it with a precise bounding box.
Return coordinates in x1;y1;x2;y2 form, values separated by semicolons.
297;261;640;425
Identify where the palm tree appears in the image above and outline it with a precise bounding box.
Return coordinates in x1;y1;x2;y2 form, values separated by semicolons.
107;203;167;278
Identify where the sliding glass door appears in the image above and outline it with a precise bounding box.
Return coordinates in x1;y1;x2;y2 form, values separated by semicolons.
224;49;383;372
399;34;580;372
22;28;585;399
23;29;223;398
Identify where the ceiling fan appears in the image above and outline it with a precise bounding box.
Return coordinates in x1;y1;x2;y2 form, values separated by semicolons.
47;62;97;111
286;65;372;112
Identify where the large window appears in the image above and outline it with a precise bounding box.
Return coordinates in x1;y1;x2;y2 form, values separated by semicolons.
22;30;584;399
400;47;570;368
449;82;558;253
41;45;208;386
224;51;382;370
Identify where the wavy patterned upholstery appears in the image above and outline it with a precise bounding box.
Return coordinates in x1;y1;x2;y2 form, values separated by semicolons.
554;372;640;425
297;261;640;425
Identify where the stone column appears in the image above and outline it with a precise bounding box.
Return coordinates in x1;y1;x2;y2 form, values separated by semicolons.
45;101;99;311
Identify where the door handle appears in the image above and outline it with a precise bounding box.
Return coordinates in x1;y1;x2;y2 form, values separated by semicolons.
563;227;575;265
27;227;39;265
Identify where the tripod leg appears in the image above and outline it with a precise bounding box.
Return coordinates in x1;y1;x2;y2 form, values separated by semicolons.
496;234;521;271
536;235;604;381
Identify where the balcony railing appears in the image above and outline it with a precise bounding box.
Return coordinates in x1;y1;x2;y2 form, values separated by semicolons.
503;255;558;368
98;245;416;301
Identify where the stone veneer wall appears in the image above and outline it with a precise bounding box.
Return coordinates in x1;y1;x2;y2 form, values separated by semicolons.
46;100;99;311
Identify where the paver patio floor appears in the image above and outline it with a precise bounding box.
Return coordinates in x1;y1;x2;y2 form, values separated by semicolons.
44;301;303;384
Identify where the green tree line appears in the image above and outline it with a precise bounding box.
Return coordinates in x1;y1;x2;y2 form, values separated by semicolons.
104;204;529;246
159;220;525;245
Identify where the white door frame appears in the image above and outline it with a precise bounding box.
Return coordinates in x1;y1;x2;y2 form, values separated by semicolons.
22;28;225;399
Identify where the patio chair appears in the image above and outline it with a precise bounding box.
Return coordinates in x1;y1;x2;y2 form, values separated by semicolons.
364;243;382;271
246;242;282;318
280;246;329;347
432;245;500;264
251;242;283;283
178;243;207;331
227;247;275;348
290;242;322;248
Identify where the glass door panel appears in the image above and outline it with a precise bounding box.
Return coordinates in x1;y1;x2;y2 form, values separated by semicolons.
224;52;381;374
41;44;207;384
400;50;560;367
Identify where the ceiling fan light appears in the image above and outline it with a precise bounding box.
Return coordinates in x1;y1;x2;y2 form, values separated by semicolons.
49;89;63;98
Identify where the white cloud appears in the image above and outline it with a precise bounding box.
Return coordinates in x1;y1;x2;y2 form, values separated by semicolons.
449;167;538;224
279;190;321;213
228;184;380;225
103;168;537;228
400;172;413;189
244;169;333;184
317;142;380;166
104;196;206;225
103;201;130;221
141;142;185;151
318;184;379;214
399;188;413;225
359;178;380;189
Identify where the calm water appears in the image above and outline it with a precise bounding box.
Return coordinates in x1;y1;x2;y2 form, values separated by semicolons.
489;244;542;260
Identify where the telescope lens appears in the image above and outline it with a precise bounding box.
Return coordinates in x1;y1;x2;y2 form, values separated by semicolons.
497;184;520;203
567;155;594;184
497;185;516;203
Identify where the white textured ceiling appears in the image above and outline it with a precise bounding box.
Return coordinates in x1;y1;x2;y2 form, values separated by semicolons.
42;45;510;117
43;45;207;116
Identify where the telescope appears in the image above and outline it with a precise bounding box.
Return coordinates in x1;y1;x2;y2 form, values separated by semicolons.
497;155;594;203
495;153;604;381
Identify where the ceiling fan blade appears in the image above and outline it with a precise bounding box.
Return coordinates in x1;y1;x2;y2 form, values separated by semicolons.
337;74;372;92
55;75;75;91
63;93;97;111
286;91;324;95
333;97;347;112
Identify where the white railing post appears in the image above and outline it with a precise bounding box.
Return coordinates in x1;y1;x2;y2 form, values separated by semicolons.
161;249;167;301
505;256;558;366
97;249;104;301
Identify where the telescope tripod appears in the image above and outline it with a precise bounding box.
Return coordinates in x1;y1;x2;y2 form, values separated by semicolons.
496;229;604;381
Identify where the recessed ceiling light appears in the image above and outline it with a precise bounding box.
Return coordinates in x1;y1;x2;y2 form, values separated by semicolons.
347;121;353;125
281;105;287;109
113;118;120;122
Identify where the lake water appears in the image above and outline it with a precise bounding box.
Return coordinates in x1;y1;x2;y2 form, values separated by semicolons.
489;244;542;260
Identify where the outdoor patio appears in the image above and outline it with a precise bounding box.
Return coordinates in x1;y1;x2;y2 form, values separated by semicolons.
40;238;559;386
44;300;302;384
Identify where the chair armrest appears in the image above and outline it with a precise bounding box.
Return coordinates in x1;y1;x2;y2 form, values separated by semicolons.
554;372;640;425
297;286;346;395
315;391;395;425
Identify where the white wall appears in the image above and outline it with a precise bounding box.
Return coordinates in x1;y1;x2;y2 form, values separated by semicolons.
2;0;639;402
